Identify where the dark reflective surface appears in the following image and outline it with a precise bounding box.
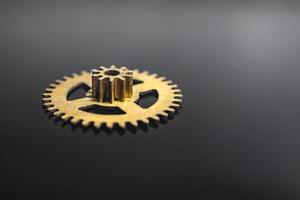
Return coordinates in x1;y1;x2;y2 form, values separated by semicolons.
1;1;300;199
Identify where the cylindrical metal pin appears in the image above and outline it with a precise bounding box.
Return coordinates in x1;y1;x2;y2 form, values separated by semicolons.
124;74;133;98
91;69;101;98
114;77;125;101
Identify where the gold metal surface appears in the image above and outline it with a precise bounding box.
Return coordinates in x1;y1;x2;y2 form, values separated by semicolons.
43;65;182;129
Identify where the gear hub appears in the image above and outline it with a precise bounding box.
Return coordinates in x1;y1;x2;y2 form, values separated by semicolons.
91;65;133;103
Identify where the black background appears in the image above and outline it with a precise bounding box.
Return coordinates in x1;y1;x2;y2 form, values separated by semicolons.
1;1;300;199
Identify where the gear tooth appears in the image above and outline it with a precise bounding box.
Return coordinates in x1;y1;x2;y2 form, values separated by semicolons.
117;122;126;129
171;103;180;108
141;70;149;75
123;74;133;98
165;80;173;84
106;122;114;129
71;73;79;77
151;115;160;121
92;69;101;98
133;69;140;74
62;75;71;80
93;121;102;128
48;107;58;112
70;117;80;124
114;77;125;101
55;79;63;84
159;112;168;118
44;88;53;93
92;69;101;74
49;83;57;88
120;66;128;71
174;95;183;100
52;109;61;115
42;98;51;103
142;118;150;124
125;70;133;76
173;99;182;104
150;73;158;77
173;89;182;93
81;120;90;127
43;104;52;108
170;84;179;89
99;66;106;71
42;98;51;102
43;101;54;107
42;93;51;98
59;113;66;118
174;93;183;98
166;107;176;113
158;76;167;81
164;110;170;116
130;121;138;127
80;70;89;75
172;101;182;108
43;102;54;106
99;77;114;103
60;114;71;120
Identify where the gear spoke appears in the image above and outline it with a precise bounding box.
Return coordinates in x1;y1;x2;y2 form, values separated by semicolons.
133;82;155;93
117;101;144;115
69;97;93;109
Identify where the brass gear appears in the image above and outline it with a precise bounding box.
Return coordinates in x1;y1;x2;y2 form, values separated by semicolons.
42;65;182;129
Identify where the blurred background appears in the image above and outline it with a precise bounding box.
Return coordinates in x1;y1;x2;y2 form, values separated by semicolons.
1;1;300;199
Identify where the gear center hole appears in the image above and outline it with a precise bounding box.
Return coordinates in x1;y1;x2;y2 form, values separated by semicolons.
105;70;120;76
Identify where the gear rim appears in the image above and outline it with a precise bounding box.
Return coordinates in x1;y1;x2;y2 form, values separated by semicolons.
43;68;182;129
